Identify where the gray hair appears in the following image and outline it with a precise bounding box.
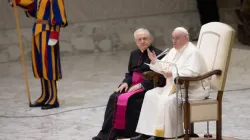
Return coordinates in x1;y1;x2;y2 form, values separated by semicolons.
133;28;153;41
173;27;189;40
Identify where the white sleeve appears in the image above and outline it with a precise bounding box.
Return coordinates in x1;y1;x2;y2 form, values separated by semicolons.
172;51;207;80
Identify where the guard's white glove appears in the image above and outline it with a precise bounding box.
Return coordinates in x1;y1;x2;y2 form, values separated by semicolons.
48;39;58;46
48;31;59;46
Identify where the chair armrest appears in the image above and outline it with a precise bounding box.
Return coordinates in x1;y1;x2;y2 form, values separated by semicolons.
143;71;163;87
142;71;161;80
174;69;222;84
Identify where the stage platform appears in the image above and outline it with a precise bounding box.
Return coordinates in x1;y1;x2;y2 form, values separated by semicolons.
0;42;249;140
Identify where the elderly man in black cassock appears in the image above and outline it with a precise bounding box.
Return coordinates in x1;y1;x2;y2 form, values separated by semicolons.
92;28;165;140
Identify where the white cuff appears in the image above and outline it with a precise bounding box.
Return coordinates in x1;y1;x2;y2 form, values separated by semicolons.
48;39;58;46
172;68;178;80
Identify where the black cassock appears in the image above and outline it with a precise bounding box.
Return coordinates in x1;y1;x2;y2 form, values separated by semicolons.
93;45;165;140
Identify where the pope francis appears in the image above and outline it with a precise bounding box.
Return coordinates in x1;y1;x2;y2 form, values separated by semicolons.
130;27;211;140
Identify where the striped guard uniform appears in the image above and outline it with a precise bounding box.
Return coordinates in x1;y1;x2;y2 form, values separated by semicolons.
15;0;68;106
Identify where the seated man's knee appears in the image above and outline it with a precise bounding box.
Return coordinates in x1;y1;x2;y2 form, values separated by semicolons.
109;92;119;100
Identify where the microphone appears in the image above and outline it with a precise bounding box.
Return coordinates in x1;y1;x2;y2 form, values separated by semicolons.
156;48;170;59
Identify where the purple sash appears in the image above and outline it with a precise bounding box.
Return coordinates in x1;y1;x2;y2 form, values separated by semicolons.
114;72;144;129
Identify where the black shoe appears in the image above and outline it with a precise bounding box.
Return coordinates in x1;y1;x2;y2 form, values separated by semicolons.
29;102;45;107
92;136;101;140
108;129;121;140
190;133;199;137
41;103;59;110
130;134;151;140
146;136;164;140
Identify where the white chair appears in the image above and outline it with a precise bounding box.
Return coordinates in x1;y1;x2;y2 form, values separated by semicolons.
176;22;235;140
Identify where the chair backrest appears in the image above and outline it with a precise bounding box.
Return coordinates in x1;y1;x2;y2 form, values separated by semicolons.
196;22;235;91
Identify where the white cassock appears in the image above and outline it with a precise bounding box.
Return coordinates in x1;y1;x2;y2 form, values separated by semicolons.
135;42;211;138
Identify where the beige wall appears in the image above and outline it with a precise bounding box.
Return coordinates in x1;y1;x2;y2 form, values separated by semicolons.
0;0;240;62
1;0;199;29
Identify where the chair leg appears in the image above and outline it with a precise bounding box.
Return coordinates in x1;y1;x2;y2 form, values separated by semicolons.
184;107;190;140
216;119;222;140
190;123;199;137
204;121;212;138
183;81;190;140
216;91;223;140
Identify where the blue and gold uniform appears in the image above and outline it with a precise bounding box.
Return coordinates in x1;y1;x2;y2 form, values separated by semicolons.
13;0;68;109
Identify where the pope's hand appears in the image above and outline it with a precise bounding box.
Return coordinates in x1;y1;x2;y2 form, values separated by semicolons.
127;84;140;92
116;83;128;93
147;48;157;64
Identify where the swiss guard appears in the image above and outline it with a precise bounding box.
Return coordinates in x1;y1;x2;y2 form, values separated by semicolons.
11;0;68;110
